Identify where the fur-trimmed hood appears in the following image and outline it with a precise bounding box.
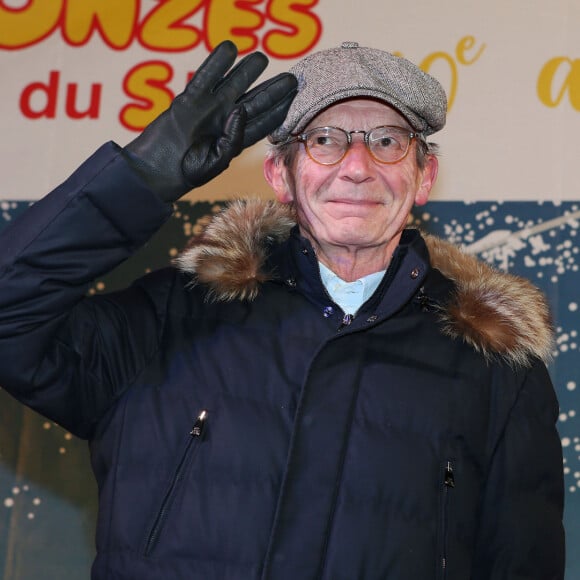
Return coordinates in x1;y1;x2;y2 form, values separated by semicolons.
175;199;553;366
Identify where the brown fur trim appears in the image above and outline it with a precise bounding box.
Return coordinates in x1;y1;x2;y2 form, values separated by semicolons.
176;200;553;365
174;199;295;302
424;235;554;365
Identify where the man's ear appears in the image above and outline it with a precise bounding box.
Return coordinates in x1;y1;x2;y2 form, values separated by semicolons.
264;155;294;203
414;154;438;206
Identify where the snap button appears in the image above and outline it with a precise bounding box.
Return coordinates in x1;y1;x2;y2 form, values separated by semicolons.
323;306;334;318
286;278;297;288
410;267;420;279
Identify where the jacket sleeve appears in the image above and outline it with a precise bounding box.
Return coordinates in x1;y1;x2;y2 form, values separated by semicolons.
0;142;174;438
472;359;565;579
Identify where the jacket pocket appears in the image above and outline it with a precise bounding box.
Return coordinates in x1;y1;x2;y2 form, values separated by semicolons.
142;409;208;557
437;460;455;580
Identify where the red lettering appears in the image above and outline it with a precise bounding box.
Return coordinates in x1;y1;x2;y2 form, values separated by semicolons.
19;71;102;120
19;70;59;118
65;83;102;118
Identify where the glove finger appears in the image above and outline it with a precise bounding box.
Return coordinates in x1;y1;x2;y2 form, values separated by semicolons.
184;40;238;95
238;72;297;117
241;77;298;147
212;51;269;102
182;108;246;188
216;106;246;160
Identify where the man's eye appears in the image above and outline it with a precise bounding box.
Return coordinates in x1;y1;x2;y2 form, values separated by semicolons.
378;136;395;147
375;135;404;149
315;136;333;145
312;135;341;147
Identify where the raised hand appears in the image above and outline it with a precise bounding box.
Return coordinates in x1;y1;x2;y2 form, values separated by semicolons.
123;40;297;202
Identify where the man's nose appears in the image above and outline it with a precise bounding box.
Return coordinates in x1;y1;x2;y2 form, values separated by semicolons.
339;138;375;180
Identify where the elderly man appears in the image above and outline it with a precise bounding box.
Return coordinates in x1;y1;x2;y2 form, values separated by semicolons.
0;41;565;579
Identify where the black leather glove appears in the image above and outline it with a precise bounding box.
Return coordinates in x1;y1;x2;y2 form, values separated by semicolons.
123;40;298;202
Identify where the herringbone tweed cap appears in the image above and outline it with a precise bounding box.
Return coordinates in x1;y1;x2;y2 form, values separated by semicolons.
269;41;447;143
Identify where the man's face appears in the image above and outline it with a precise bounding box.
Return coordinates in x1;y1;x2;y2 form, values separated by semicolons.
265;99;438;257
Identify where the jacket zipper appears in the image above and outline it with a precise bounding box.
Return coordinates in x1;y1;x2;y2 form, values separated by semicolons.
143;410;207;557
439;461;455;579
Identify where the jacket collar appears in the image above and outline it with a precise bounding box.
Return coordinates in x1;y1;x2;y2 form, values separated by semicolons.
175;199;553;366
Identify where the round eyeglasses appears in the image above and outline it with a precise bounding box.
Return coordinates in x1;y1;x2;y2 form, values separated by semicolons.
287;125;418;166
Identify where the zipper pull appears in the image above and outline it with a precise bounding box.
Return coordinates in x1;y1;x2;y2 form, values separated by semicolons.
190;410;208;437
444;461;455;488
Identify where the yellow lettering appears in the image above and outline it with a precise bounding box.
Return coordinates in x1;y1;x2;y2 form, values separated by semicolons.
455;35;485;66
537;57;580;110
420;52;457;110
140;0;204;50
263;0;322;58
0;0;63;49
205;0;263;52
63;0;137;49
120;61;174;131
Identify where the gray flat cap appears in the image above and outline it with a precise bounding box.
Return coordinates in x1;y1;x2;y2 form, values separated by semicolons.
269;41;447;143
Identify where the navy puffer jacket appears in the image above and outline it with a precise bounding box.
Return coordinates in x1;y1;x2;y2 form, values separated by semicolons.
0;143;564;579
